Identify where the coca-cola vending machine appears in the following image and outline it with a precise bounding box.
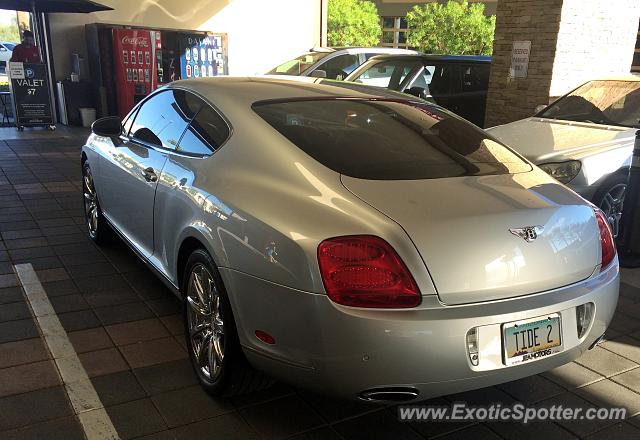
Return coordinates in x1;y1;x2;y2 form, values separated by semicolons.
112;29;163;118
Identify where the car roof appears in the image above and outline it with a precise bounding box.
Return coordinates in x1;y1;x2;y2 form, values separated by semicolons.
170;76;418;110
326;47;418;55
588;74;640;82
364;53;491;63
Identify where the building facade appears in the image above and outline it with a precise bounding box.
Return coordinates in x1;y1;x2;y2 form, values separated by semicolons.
47;0;326;80
485;0;640;127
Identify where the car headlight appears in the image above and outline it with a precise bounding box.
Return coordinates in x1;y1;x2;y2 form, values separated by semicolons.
538;160;582;184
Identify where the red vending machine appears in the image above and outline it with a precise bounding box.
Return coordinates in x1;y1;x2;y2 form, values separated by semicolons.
112;28;162;118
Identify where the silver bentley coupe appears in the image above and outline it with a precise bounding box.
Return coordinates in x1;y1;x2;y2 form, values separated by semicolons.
82;76;619;402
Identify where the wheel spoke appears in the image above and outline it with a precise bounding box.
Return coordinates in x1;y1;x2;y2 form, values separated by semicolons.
84;174;94;195
190;321;209;338
603;194;614;212
187;295;209;316
211;294;220;316
196;330;212;365
207;334;219;376
212;334;224;366
192;270;208;308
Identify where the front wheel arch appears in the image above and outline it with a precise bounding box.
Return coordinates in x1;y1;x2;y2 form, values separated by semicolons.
177;236;208;293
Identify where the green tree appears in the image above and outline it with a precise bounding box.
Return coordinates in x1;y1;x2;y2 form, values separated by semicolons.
328;0;382;47
407;0;496;55
0;15;20;42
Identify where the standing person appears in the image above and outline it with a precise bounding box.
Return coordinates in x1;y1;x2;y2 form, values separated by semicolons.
10;30;41;63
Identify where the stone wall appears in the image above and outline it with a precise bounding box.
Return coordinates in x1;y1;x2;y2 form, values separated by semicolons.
485;0;640;127
550;0;640;97
484;0;563;127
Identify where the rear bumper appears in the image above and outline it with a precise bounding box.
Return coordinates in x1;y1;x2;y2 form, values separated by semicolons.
221;260;619;401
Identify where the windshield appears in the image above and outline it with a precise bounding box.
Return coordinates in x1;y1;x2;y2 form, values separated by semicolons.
253;99;531;180
538;80;640;128
3;43;16;50
267;52;331;75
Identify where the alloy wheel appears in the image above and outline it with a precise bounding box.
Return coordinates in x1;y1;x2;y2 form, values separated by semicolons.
83;165;99;239
599;183;625;238
186;263;225;382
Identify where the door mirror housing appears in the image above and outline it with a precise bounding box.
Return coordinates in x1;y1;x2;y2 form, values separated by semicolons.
91;116;122;137
309;69;327;78
405;87;428;100
535;104;547;114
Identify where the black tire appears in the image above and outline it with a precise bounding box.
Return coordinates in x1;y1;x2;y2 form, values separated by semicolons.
82;161;111;245
593;173;627;238
182;249;273;396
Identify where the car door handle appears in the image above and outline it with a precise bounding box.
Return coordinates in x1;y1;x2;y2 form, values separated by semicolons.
141;167;157;182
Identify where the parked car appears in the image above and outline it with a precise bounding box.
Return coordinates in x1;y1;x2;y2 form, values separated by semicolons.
488;76;640;238
82;76;618;402
0;42;16;66
266;47;417;80
345;54;491;126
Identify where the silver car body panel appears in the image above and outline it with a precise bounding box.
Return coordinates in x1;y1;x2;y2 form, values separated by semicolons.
488;117;635;201
341;169;600;305
82;76;619;400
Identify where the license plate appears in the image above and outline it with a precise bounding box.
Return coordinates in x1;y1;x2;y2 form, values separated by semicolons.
503;314;562;366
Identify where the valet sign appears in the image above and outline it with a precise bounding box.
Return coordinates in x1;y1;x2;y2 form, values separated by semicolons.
7;62;54;126
509;40;531;79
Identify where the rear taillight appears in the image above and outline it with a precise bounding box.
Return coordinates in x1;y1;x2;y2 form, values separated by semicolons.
317;235;420;308
594;209;616;270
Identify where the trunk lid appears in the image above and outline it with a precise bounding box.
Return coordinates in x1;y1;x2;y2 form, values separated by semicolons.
342;172;600;305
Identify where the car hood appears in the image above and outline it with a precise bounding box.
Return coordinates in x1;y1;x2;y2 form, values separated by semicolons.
341;171;600;305
488;118;636;163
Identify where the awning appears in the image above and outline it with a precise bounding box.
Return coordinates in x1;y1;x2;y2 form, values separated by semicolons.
0;0;113;13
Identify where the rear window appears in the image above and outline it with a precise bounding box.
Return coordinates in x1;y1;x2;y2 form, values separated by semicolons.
253;99;531;180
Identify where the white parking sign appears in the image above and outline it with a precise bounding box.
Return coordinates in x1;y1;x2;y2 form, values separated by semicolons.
509;41;531;79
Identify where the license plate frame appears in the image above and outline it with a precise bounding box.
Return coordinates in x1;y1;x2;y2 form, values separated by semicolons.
502;313;563;366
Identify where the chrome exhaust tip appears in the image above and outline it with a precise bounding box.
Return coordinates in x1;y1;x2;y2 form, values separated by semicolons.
358;387;420;402
589;333;606;350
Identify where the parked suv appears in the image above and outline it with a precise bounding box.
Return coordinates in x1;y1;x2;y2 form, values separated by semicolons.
345;54;491;127
267;47;417;80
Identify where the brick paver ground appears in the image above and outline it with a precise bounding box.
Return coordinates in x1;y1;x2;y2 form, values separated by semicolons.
0;128;639;439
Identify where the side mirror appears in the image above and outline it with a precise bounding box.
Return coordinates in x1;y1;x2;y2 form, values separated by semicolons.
309;69;327;78
91;116;122;137
534;104;547;114
405;86;428;100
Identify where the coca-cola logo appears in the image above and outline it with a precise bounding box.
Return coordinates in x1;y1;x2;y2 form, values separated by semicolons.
122;36;149;47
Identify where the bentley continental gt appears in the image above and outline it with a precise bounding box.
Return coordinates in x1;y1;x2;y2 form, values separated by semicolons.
82;76;619;402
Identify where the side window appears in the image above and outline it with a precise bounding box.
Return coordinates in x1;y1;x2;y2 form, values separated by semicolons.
408;66;434;90
178;104;230;155
461;64;490;92
130;89;201;149
315;54;359;80
354;60;421;89
429;64;463;96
